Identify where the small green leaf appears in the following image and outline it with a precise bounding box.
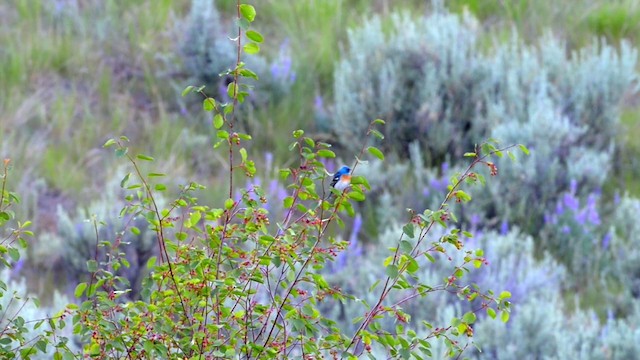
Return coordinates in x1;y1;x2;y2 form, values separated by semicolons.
130;226;140;235
213;114;224;129
74;283;87;298
487;308;496;319
146;256;157;269
293;130;304;138
499;291;512;300
115;147;128;158
239;4;256;22
386;264;399;278
217;130;229;139
501;311;510;323
370;129;384;140
154;184;167;191
464;152;477;157
225;198;235;210
519;144;530;155
406;257;419;273
137;154;154;161
240;148;248;162
246;30;264;43
120;173;131;188
348;190;365;201
103;139;116;148
181;85;195;97
400;240;413;254
403;223;415;238
463;312;477;324
244;43;260;54
227;82;236;98
8;247;20;261
367;146;384;160
317;149;336;158
203;97;216;112
86;260;98;272
373;118;386;125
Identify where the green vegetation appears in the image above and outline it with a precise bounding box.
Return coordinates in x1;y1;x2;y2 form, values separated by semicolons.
1;0;640;358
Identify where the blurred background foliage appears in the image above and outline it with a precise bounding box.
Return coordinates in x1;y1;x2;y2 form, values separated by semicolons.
2;0;640;357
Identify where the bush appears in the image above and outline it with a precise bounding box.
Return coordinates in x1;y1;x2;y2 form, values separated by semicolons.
329;7;638;237
181;0;296;113
331;11;489;163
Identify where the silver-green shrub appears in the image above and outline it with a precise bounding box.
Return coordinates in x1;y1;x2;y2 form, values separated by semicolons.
332;11;489;162
330;7;637;238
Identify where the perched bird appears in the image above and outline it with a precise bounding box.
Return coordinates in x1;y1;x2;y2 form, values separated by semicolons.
331;166;352;192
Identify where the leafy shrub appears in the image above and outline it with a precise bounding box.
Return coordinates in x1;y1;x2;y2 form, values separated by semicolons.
30;172;158;299
181;0;296;111
0;269;76;359
1;159;74;359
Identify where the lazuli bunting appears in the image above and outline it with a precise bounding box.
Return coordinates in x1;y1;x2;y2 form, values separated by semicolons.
331;166;352;192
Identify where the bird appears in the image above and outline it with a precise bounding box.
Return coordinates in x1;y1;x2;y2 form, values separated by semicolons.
330;166;352;193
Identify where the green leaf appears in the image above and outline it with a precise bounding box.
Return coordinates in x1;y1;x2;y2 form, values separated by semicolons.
317;149;336;158
519;144;530;155
189;211;201;226
293;130;304;138
239;4;256;22
239;68;258;80
487;308;496;319
103;139;116;148
146;256;157;269
240;148;248;162
86;260;98;272
283;196;294;208
386;264;399;278
227;82;236;98
154;184;167;191
120;173;131;188
213;114;224;129
203;97;216;112
406;257;419;273
370;129;384;140
74;283;87;298
246;30;264;43
348;190;365;201
402;223;415;238
463;312;477;324
148;172;165;177
115;147;128;158
244;43;260;54
501;311;510;323
225;198;235;210
217;130;229;139
181;85;195;97
130;226;140;235
400;240;413;254
499;291;512;300
136;154;154;161
8;247;20;261
373;118;386;125
367;146;384;160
